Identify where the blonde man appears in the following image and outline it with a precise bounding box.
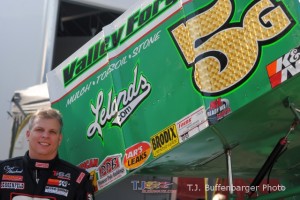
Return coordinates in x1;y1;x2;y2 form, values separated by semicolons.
0;108;94;199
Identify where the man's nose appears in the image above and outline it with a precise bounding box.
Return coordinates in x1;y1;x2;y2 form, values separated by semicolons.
41;131;50;138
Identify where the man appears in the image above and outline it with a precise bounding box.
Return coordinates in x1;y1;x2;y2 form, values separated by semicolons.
0;108;95;199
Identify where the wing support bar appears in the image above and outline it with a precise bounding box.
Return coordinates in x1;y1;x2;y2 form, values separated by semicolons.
247;97;300;198
283;96;300;122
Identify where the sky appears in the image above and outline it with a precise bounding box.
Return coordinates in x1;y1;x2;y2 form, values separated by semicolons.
0;0;52;160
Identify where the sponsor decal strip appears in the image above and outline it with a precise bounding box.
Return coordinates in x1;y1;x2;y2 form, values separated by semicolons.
2;175;23;181
35;162;50;168
267;45;300;88
151;124;179;158
45;186;69;197
176;106;208;143
123;141;152;170
76;172;86;184
97;154;126;190
1;181;25;189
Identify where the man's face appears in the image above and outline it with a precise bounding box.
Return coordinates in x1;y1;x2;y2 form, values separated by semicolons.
26;117;62;160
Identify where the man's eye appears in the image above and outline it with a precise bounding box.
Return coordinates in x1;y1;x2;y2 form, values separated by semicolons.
50;131;58;134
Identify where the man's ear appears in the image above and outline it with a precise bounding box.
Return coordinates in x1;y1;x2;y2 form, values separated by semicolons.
59;133;63;145
26;130;30;141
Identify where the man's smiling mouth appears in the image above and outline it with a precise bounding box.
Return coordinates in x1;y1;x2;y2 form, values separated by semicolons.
39;142;50;146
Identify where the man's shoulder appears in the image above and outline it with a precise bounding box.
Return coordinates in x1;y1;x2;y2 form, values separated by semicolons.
57;159;89;175
0;156;24;171
0;156;23;166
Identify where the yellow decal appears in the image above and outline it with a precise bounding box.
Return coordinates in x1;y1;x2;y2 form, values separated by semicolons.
151;124;179;158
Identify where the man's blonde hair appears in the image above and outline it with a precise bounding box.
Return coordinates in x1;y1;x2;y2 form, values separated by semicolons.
28;108;63;132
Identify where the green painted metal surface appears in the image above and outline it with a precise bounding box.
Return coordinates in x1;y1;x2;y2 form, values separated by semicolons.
47;0;300;197
136;73;300;178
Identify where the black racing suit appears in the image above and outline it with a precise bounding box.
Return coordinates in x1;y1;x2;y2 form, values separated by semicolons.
0;152;94;200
